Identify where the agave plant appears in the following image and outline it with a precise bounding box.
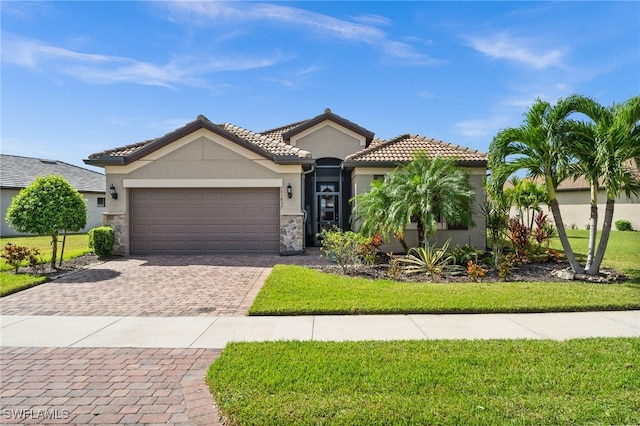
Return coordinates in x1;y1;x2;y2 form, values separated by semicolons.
397;239;459;277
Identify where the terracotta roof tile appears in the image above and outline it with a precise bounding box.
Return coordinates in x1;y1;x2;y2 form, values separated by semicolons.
345;134;487;164
87;140;155;160
221;123;311;158
259;120;307;141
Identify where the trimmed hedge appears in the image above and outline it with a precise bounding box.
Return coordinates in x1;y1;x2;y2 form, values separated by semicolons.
88;226;115;259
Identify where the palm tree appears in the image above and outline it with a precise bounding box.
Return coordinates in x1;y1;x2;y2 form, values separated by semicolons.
351;177;410;252
351;153;476;250
564;95;640;274
488;98;584;273
386;153;476;247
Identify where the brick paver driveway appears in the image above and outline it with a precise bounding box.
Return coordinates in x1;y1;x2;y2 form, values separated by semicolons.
1;251;329;425
1;252;328;317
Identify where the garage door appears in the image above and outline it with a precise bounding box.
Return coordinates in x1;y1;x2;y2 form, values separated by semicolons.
130;188;279;254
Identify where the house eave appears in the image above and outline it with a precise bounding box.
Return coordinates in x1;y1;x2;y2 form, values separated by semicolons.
273;156;315;165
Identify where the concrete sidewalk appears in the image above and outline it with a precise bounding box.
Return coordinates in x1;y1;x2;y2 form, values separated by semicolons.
2;311;638;348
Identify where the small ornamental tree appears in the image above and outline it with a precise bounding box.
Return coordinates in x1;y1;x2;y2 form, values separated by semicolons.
5;175;87;268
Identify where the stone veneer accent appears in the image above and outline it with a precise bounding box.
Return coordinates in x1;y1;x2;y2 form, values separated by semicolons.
103;213;127;255
280;214;304;254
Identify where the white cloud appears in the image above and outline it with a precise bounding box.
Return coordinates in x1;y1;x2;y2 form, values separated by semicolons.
466;31;566;69
163;1;440;66
350;14;393;27
455;116;511;139
1;34;287;87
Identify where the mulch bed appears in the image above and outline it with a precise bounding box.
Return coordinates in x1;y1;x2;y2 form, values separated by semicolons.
314;259;628;284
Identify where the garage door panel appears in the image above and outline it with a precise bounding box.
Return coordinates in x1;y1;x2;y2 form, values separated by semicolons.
130;188;279;254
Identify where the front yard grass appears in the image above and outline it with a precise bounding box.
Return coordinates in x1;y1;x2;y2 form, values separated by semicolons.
207;338;640;425
249;265;640;315
0;234;91;296
249;230;640;315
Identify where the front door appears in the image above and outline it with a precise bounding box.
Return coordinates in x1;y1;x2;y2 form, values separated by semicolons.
317;182;340;234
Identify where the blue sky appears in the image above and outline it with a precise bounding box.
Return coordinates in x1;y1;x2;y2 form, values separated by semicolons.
2;1;638;172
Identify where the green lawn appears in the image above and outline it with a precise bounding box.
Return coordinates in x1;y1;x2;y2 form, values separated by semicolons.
249;230;640;315
249;265;640;315
0;234;91;296
550;229;640;281
207;338;640;426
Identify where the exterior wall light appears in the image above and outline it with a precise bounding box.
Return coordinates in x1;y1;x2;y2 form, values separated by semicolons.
109;184;118;200
287;183;292;199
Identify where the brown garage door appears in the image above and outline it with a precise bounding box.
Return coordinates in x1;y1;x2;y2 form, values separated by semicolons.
130;188;279;254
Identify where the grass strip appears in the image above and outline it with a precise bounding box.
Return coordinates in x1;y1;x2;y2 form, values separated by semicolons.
249;265;640;315
207;338;640;426
0;273;48;297
0;234;91;295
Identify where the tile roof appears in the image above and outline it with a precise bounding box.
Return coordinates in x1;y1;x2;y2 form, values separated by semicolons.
221;123;311;158
1;154;105;192
344;134;487;165
259;120;308;141
85;111;485;168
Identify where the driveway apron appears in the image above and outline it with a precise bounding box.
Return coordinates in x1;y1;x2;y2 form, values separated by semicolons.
0;252;329;425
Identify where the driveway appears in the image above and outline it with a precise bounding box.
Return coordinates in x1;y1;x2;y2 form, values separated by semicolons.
0;251;329;425
1;252;330;317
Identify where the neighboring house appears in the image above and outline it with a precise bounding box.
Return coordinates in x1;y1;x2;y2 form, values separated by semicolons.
551;174;640;231
84;109;487;255
0;154;107;237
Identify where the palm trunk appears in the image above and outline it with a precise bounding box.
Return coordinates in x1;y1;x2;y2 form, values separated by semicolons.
546;195;584;273
394;233;409;253
584;184;598;270
587;197;614;275
417;222;425;247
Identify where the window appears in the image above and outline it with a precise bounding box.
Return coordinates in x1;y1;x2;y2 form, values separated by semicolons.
97;197;106;207
446;222;469;230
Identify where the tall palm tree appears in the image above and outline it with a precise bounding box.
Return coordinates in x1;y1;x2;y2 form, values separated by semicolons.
387;153;476;247
564;95;640;274
488;98;584;273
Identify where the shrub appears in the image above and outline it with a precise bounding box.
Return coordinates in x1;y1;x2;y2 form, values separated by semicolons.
466;261;487;282
497;254;515;281
1;243;33;273
397;239;461;278
615;220;633;231
88;226;115;259
449;244;478;265
385;253;404;280
359;234;384;266
318;227;370;274
507;218;531;263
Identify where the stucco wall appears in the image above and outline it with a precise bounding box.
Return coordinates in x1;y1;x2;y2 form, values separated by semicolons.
1;188;106;236
102;129;305;254
292;123;366;160
548;189;640;230
350;167;487;251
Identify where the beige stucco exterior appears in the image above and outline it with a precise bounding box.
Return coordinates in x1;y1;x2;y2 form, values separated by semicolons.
291;122;366;160
550;189;640;230
94;115;488;255
351;167;487;251
103;128;304;254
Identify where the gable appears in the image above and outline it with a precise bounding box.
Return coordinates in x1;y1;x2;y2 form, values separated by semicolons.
291;122;367;160
108;129;299;180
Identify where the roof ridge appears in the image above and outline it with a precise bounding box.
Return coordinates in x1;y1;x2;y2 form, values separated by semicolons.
259;119;308;135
